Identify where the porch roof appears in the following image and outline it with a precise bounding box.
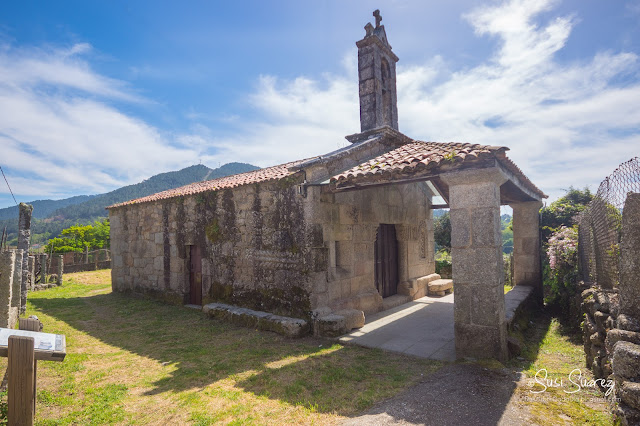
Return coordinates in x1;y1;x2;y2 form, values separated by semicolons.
328;140;547;202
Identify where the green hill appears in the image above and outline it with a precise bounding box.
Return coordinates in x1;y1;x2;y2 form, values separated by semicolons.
0;195;95;221
0;162;259;246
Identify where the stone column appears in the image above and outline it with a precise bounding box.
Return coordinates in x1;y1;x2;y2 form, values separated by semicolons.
11;250;23;323
57;255;63;286
18;203;33;314
620;193;640;320
27;256;35;290
39;254;48;285
0;250;16;328
511;201;543;304
442;167;508;361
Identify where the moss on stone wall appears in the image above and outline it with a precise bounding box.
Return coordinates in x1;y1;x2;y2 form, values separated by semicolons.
204;280;312;320
176;197;186;259
205;218;221;243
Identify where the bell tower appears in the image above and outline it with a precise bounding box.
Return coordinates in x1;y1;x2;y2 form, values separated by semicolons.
356;9;399;132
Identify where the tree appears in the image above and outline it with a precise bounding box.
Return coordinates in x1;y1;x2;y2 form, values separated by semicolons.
501;216;513;254
44;219;110;253
433;211;451;251
540;187;593;242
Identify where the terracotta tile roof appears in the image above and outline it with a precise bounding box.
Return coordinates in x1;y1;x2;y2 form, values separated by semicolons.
331;141;505;182
494;152;548;198
330;141;547;198
108;160;305;209
109;139;546;210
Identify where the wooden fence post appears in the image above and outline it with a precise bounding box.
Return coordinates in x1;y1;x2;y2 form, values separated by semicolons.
18;318;41;418
8;335;35;426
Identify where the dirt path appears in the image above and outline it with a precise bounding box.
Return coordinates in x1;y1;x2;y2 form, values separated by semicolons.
343;363;535;425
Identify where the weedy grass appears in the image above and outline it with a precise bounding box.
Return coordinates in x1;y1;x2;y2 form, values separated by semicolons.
509;313;615;425
5;270;441;425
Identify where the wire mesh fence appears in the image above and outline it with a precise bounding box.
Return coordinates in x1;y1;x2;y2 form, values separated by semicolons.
577;157;640;288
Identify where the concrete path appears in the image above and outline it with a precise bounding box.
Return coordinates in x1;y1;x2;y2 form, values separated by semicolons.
338;294;455;361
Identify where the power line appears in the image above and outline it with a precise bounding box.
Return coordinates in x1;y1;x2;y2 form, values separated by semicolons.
0;165;18;206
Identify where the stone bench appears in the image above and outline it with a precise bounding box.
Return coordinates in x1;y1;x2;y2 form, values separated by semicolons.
398;273;441;299
428;279;453;297
202;303;309;338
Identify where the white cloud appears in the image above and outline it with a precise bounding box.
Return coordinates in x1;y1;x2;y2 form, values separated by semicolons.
395;0;640;200
202;70;359;168
0;43;203;199
213;0;637;201
1;0;639;205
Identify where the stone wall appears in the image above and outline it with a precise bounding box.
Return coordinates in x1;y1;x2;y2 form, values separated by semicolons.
110;172;434;323
579;193;640;425
306;181;433;316
0;249;24;328
110;173;324;320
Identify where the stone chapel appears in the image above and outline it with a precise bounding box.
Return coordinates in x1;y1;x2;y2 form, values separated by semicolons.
108;10;546;361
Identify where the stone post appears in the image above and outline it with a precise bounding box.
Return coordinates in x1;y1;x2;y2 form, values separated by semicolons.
620;193;640;319
18;203;33;315
84;246;89;265
57;255;63;286
511;201;543;304
39;254;47;285
0;250;16;328
11;250;23;322
441;167;508;361
27;256;35;290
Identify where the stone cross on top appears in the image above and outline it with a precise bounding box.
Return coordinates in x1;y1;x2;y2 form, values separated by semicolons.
373;9;382;28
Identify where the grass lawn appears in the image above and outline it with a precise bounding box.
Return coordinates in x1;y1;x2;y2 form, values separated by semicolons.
508;312;615;425
0;270;615;424
7;270;441;425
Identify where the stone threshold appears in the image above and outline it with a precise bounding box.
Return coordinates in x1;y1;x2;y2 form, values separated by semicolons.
202;303;309;338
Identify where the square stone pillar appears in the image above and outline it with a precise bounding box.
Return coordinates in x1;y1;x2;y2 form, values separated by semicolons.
511;201;543;303
620;193;640;319
442;167;508;361
0;250;17;328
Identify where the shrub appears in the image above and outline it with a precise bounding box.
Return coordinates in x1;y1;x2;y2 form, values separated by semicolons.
545;225;579;307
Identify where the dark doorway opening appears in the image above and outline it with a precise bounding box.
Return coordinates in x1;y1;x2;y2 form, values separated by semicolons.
189;245;203;305
375;224;398;298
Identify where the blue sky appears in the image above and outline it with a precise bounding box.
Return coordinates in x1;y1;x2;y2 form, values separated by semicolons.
0;0;639;209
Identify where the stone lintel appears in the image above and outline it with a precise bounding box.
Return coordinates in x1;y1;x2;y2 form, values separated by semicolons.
440;166;508;192
496;160;544;202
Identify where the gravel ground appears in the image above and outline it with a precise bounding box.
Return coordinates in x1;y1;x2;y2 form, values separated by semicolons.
343;363;536;426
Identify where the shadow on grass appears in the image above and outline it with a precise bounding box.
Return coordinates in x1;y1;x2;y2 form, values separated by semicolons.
507;308;554;371
29;289;437;416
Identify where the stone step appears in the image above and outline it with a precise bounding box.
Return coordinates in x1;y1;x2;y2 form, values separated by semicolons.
382;294;412;311
315;309;365;337
428;279;453;297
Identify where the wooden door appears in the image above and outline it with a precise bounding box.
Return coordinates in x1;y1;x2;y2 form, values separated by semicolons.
374;224;398;298
189;245;203;305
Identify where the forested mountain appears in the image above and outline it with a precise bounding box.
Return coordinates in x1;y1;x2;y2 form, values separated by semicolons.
0;162;259;246
51;163;258;221
0;195;95;221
